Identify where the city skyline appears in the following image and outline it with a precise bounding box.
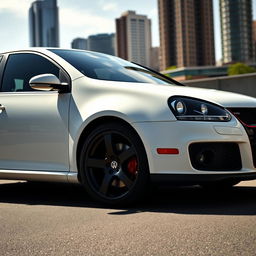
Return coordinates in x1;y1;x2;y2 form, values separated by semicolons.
220;0;254;64
158;0;215;70
71;37;87;50
87;33;116;55
29;0;59;47
0;0;256;62
71;33;116;56
116;10;152;66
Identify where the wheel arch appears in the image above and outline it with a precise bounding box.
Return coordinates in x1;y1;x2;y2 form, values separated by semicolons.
75;116;148;182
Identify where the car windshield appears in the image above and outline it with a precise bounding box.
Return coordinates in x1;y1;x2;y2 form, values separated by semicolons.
49;49;177;85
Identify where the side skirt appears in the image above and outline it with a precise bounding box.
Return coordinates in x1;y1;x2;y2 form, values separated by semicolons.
0;170;73;183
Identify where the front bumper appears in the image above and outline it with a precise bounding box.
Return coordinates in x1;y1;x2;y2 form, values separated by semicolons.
150;173;256;186
132;117;256;178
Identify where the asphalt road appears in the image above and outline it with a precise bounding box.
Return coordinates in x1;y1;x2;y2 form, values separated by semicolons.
0;179;256;256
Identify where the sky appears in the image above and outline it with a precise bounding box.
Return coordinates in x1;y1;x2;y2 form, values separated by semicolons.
0;0;256;61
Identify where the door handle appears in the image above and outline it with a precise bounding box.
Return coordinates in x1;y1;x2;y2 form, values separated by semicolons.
0;104;5;111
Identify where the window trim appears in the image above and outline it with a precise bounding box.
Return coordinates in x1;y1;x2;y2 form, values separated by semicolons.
0;54;7;91
0;51;71;93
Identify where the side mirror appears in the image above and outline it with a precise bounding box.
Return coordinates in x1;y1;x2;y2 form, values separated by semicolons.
29;74;68;92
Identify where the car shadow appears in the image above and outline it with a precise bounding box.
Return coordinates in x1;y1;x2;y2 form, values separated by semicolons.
0;181;256;216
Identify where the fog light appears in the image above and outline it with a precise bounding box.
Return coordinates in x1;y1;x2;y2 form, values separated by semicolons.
197;150;214;166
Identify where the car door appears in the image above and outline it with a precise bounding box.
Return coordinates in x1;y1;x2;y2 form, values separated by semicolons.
0;52;70;172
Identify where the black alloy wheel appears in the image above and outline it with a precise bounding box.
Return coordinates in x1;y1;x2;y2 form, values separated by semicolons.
80;122;149;205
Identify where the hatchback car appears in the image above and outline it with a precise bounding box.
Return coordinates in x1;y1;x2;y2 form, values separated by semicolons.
0;48;256;205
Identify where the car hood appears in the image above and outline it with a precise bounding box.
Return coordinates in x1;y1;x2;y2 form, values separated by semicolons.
115;82;256;108
75;77;256;123
83;77;256;108
147;84;256;108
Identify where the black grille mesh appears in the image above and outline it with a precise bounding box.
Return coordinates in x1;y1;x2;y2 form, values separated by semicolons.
228;108;256;167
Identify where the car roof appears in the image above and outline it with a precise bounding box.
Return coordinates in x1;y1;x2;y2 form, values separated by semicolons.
1;47;96;55
1;48;89;80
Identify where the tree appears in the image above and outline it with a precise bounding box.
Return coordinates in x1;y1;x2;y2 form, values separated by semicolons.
165;65;177;71
228;63;256;76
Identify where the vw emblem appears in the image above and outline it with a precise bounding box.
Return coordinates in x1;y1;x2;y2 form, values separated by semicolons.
110;161;118;169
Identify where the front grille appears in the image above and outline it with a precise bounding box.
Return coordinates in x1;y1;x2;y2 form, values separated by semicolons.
228;108;256;167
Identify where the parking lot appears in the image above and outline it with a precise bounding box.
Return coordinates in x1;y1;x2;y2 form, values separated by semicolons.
0;179;256;255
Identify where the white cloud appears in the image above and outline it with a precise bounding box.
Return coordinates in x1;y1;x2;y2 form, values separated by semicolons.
0;0;32;16
60;8;115;35
148;7;157;18
102;2;118;11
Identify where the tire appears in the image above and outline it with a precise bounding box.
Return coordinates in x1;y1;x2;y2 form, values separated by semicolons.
79;122;150;206
200;180;240;190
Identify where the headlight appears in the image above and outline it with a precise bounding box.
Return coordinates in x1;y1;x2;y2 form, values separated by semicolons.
168;96;231;121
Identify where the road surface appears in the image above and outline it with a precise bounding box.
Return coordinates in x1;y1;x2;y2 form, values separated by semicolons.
0;179;256;255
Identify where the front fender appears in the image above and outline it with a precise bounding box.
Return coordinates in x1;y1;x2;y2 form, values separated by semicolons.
68;77;176;174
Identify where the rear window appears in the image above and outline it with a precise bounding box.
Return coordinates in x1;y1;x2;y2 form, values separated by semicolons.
50;49;176;85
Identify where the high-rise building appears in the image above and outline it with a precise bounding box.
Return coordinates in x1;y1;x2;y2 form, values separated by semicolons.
220;0;253;64
87;33;116;55
252;21;256;62
158;0;215;70
29;0;59;47
116;11;152;66
71;38;88;50
150;47;160;71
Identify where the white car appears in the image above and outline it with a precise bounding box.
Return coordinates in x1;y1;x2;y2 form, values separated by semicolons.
0;48;256;205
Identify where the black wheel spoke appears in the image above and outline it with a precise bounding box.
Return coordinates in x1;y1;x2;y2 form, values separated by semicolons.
104;134;114;156
83;125;146;203
87;158;105;169
118;170;133;188
99;174;113;195
119;146;136;163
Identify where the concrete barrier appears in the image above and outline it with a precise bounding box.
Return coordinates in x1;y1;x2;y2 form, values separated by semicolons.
182;73;256;98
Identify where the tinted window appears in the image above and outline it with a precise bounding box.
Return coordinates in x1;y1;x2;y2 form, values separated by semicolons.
50;49;175;85
1;53;60;92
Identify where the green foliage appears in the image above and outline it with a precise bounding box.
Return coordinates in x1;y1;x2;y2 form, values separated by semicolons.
165;65;177;71
163;73;172;78
186;75;193;80
228;63;256;76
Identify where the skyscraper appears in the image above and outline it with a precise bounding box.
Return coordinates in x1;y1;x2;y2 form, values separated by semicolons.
29;0;59;47
150;47;160;71
88;33;116;55
71;38;88;50
116;11;152;66
220;0;253;64
253;21;256;61
158;0;215;70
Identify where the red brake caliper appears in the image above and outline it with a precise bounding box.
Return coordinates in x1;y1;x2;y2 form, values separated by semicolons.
127;157;138;175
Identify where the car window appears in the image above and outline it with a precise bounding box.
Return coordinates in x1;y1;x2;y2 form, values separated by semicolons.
1;53;60;92
50;49;176;85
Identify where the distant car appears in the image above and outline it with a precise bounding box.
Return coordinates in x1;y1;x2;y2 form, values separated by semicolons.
0;48;256;205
